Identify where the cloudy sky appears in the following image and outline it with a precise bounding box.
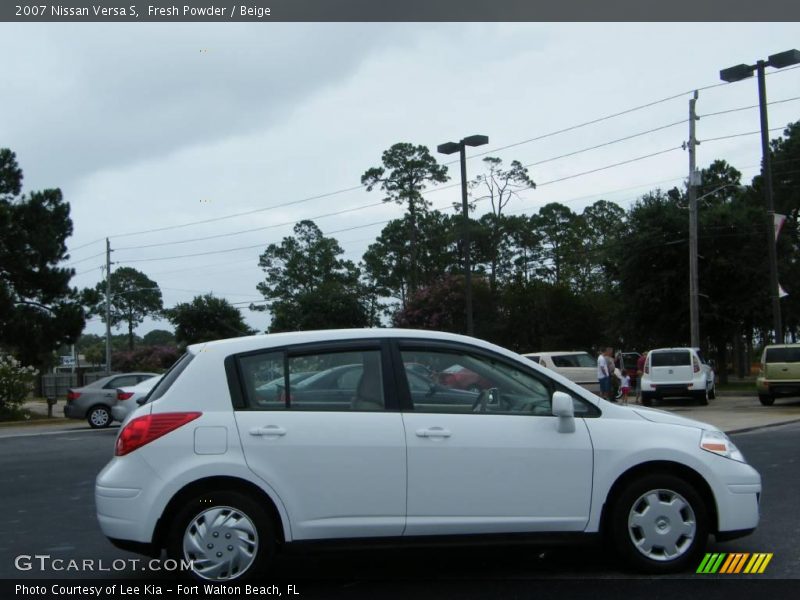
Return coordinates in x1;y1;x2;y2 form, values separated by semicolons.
1;22;799;337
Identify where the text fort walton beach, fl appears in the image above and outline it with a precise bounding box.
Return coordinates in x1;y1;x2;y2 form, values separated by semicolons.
16;584;299;596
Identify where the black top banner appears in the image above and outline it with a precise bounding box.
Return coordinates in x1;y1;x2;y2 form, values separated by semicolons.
3;0;800;22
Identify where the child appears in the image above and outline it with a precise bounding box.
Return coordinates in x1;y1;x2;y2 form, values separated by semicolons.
620;369;631;405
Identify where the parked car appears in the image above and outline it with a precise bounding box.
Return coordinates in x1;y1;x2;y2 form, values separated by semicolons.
97;329;760;581
522;351;601;394
112;376;162;424
64;372;159;428
756;343;800;406
640;348;716;406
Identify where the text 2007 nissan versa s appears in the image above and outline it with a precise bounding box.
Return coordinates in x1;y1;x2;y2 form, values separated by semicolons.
96;329;761;581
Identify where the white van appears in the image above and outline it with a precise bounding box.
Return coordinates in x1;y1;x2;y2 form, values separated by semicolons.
523;351;601;394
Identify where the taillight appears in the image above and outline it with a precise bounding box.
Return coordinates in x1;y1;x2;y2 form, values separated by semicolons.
115;412;201;456
67;390;81;401
644;362;649;375
117;391;134;401
693;356;700;373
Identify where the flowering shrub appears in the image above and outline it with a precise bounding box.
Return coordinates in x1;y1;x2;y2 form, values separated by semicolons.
0;355;38;410
112;345;180;372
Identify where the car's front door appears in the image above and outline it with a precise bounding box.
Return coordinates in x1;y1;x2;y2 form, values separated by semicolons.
232;342;407;541
396;343;595;536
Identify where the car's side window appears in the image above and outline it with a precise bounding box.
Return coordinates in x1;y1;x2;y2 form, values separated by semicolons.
106;375;138;389
287;350;385;412
238;352;286;410
400;350;551;415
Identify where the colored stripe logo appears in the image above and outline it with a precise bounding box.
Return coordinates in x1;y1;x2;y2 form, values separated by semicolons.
696;553;773;574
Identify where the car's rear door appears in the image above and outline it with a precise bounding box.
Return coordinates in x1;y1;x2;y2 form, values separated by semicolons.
230;340;407;541
649;350;693;383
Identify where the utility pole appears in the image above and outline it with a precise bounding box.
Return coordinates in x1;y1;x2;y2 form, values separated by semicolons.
688;91;701;348
105;238;112;376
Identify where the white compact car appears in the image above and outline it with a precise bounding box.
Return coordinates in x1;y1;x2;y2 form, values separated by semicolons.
640;348;716;406
96;329;759;581
112;375;162;424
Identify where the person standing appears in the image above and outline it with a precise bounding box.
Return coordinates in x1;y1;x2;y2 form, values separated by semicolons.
597;347;611;399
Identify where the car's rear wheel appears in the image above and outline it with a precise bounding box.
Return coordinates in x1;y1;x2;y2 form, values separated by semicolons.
87;405;112;428
641;393;654;407
708;383;716;400
758;394;775;406
694;389;709;406
609;474;708;573
168;491;274;581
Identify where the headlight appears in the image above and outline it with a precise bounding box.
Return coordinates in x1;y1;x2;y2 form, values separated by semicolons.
700;429;746;463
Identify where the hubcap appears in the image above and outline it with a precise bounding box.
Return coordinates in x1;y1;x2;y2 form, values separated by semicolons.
627;489;696;562
90;409;109;426
183;506;258;580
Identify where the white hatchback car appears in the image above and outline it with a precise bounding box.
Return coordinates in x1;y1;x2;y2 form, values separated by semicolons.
96;329;759;581
640;348;716;406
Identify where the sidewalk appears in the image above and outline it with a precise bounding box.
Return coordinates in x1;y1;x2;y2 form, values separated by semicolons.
2;395;799;438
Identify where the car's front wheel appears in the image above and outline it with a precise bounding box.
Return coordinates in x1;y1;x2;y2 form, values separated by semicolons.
758;394;775;406
609;474;708;573
168;491;274;581
87;405;112;428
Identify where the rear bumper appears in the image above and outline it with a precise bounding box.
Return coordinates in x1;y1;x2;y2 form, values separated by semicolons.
63;404;85;419
756;378;800;395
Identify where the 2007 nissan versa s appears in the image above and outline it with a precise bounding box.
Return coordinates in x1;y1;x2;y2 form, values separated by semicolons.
96;329;761;580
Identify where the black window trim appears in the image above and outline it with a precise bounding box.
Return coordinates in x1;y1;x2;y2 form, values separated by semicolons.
226;338;400;412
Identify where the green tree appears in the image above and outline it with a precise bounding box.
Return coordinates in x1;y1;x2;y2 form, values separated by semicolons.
0;149;85;365
91;267;163;350
166;294;255;346
256;220;367;332
533;203;581;286
143;329;176;346
470;158;535;290
361;143;449;294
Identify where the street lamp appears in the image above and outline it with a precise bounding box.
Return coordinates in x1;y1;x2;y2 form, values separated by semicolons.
437;134;489;337
720;49;800;344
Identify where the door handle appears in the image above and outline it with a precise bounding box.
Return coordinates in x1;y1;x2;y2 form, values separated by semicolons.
249;425;287;437
416;427;451;439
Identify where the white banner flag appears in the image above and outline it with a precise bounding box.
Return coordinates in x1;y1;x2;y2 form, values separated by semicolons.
774;213;787;242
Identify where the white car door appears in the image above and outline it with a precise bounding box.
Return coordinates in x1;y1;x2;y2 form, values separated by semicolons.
397;344;595;536
232;343;407;541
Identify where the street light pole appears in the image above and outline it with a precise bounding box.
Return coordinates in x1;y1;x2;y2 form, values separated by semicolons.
438;134;489;337
720;49;800;344
756;60;783;344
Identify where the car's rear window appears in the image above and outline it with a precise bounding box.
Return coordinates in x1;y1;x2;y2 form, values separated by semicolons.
651;351;691;367
765;347;800;363
551;353;594;368
144;352;194;403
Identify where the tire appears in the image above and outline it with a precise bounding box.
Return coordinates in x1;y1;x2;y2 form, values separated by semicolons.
759;394;775;406
168;490;274;581
708;383;716;400
695;389;709;406
87;405;112;429
609;473;709;573
641;393;654;407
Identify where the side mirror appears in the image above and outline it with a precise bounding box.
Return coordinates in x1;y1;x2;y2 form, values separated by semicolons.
552;391;575;433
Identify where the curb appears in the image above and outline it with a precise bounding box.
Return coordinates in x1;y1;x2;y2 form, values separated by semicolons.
726;418;800;435
0;417;69;428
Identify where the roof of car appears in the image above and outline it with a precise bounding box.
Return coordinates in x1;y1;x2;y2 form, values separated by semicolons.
189;329;508;357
